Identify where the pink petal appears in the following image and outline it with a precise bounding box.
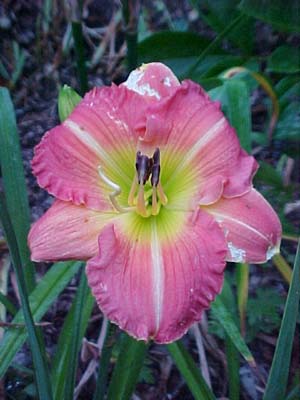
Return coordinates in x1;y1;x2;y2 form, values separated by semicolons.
32;84;151;210
28;200;115;262
86;209;227;343
148;80;258;205
203;189;282;263
122;62;180;101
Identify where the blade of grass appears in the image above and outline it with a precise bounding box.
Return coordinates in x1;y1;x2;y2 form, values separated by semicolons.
0;87;35;291
225;334;240;400
122;0;140;72
0;260;81;378
51;287;94;400
0;192;53;400
11;42;26;87
107;334;148;400
71;20;88;95
63;269;92;400
167;340;216;400
212;296;255;365
93;322;118;400
263;241;300;400
0;291;18;316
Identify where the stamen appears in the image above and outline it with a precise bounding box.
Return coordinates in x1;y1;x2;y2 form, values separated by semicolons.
128;148;167;216
151;186;159;215
137;185;148;217
128;173;138;206
98;166;133;213
157;181;168;205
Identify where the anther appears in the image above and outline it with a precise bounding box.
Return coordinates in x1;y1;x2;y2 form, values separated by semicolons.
129;148;168;217
136;151;153;185
151;148;160;187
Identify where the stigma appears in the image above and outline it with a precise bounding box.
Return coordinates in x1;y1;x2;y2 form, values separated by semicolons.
128;148;168;217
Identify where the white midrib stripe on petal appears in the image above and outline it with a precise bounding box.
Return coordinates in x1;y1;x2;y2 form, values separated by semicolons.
151;221;164;334
64;120;131;184
180;117;226;169
211;211;270;242
166;117;226;189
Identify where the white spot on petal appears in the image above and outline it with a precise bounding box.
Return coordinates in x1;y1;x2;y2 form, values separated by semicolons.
124;69;160;99
228;242;246;262
100;282;107;292
164;76;171;87
266;244;280;260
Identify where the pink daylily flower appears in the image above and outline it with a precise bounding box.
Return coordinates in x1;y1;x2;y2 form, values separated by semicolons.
28;63;281;343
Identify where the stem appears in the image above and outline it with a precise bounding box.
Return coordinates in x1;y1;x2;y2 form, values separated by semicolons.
71;20;88;95
122;0;140;73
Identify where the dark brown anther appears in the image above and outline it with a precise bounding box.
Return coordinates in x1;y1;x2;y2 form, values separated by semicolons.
151;148;160;187
136;151;153;185
135;148;161;186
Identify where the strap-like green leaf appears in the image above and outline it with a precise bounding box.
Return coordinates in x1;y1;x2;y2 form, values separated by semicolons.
0;259;81;378
167;341;216;400
0;87;35;291
63;270;92;400
264;242;300;400
0;291;18;316
107;334;148;400
211;296;255;365
93;322;118;400
51;283;94;400
0;193;52;399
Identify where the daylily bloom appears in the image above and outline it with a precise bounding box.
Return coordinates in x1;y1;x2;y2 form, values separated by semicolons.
28;63;281;343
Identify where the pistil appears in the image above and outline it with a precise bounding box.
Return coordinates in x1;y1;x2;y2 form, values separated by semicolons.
98;166;133;213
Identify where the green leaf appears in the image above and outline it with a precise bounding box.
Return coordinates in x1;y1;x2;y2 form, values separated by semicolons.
0;193;53;400
210;79;251;152
254;162;284;189
11;41;26;86
0;59;10;80
211;295;255;364
138;31;215;61
93;322;118;400
0;260;82;378
0;88;36;291
71;20;88;95
225;334;240;400
58;85;82;122
264;242;300;400
239;0;300;33
63;270;92;400
0;291;18;316
138;31;225;78
268;45;300;74
51;281;94;400
107;334;148;400
187;13;245;77
167;341;216;400
274;103;300;142
192;0;254;53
